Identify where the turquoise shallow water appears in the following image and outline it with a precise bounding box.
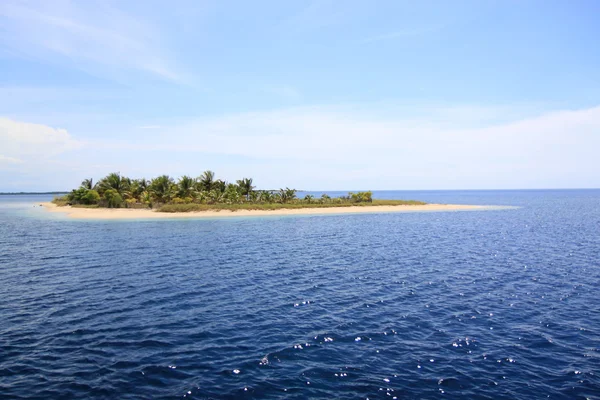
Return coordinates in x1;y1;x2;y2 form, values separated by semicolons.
1;190;599;399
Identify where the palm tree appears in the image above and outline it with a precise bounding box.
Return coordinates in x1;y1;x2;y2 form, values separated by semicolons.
224;183;242;204
178;175;196;198
149;175;175;204
249;191;260;203
81;178;93;190
213;179;226;193
129;179;148;202
287;188;297;200
279;187;297;203
121;177;133;199
236;178;254;201
199;170;215;192
260;190;273;203
62;171;388;211
141;190;152;207
98;172;129;197
195;191;207;204
207;189;223;204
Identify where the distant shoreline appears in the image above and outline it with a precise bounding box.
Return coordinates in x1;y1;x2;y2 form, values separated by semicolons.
40;202;499;220
0;192;68;195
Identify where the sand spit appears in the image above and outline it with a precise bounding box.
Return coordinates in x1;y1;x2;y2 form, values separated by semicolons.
39;202;505;220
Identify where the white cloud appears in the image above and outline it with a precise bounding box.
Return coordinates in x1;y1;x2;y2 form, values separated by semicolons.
2;104;599;190
0;0;184;82
0;117;81;160
84;104;600;189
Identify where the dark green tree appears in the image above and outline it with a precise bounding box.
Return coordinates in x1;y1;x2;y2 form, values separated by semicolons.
150;175;175;203
199;170;215;191
236;178;254;201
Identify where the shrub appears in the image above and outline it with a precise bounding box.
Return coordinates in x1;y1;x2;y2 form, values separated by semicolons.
159;203;207;213
358;191;373;202
349;191;373;203
125;198;137;208
83;190;100;205
103;189;123;208
52;195;70;206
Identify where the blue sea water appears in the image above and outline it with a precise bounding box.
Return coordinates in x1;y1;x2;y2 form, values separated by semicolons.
1;190;599;399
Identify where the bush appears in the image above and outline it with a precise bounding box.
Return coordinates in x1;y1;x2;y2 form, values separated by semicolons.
83;190;100;205
52;195;70;206
67;188;100;205
103;189;123;208
159;203;207;213
349;191;373;203
358;191;373;202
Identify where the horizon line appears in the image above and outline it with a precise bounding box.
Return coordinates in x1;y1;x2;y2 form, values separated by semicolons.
1;187;599;195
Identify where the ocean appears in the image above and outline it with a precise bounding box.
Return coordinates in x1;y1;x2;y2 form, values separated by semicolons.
1;190;599;399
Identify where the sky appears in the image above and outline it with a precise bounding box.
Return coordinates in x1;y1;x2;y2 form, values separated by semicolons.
1;0;599;191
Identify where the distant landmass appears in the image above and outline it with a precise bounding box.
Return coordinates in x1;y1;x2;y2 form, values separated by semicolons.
0;192;68;195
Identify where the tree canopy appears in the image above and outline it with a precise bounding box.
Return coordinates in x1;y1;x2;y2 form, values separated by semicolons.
58;171;378;209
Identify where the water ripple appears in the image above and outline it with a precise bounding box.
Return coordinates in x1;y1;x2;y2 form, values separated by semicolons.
1;191;600;398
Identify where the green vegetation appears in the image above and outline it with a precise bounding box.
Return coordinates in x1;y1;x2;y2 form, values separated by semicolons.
53;171;426;211
158;199;426;213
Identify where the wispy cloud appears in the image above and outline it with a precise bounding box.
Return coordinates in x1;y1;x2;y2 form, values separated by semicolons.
80;104;600;189
0;0;184;82
3;104;600;190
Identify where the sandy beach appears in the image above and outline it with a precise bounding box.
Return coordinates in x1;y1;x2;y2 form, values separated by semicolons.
39;202;497;220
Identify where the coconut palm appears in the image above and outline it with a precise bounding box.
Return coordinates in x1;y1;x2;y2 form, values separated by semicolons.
249;190;260;203
129;179;148;202
98;172;129;196
199;170;215;192
272;192;282;203
207;189;223;204
81;178;93;190
260;190;273;203
149;175;175;204
141;190;152;207
279;187;297;203
223;183;242;204
195;191;207;204
213;179;226;193
59;170;392;211
236;178;254;201
178;175;196;198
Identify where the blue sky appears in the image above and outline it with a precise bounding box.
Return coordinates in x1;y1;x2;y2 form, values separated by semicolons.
1;0;599;191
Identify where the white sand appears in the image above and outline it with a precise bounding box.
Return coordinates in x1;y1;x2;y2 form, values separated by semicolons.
40;202;496;220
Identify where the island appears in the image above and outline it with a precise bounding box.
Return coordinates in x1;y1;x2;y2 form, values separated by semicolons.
43;171;492;219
